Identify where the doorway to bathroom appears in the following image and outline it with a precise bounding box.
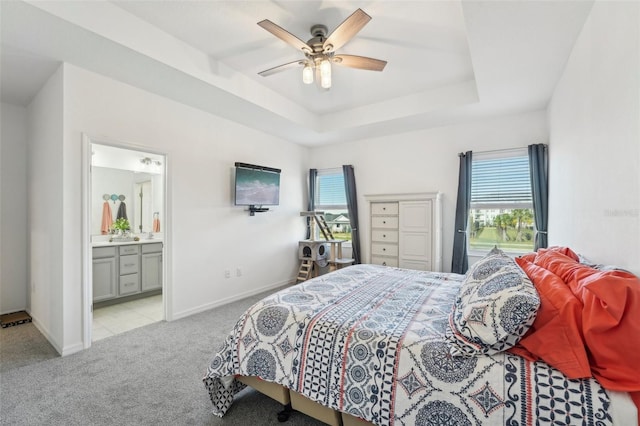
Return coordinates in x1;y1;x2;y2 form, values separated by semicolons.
84;138;168;344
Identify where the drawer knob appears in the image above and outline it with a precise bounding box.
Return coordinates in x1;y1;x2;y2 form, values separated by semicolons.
382;248;386;251
383;207;386;210
382;262;387;266
383;234;386;238
383;221;386;224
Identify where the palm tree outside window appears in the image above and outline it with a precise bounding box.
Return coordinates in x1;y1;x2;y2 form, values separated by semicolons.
469;148;535;254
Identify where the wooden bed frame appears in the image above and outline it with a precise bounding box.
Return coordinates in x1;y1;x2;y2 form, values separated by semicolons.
236;375;374;426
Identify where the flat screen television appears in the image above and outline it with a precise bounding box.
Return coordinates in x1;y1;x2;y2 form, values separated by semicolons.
234;162;281;206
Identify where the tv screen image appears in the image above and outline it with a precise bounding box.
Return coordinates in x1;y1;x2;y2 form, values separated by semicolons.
234;166;280;206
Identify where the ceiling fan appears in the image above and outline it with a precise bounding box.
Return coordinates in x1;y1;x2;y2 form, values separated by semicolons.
257;8;387;89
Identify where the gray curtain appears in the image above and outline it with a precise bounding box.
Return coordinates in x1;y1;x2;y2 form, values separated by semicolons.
306;169;317;239
451;151;472;274
343;165;361;264
528;144;548;250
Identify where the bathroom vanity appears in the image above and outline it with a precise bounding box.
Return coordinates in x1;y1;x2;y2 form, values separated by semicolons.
92;240;163;304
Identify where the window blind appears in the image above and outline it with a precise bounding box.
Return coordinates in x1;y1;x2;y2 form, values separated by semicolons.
471;154;532;208
316;168;346;208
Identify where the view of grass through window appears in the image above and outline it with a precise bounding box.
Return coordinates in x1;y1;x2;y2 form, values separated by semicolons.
321;211;351;241
468;208;534;253
315;169;351;242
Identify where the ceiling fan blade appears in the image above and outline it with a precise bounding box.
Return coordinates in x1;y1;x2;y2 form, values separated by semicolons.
257;20;312;54
333;55;387;72
258;60;305;77
323;9;371;53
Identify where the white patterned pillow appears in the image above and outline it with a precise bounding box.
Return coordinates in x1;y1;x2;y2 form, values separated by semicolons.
448;248;540;356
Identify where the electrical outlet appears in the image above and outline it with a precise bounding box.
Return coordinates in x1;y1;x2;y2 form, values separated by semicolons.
236;268;242;277
224;270;230;279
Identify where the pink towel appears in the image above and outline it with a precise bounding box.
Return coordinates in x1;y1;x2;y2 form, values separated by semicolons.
152;217;160;232
101;201;113;234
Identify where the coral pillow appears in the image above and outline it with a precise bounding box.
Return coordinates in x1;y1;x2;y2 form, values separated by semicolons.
535;250;640;391
510;258;591;379
538;246;580;261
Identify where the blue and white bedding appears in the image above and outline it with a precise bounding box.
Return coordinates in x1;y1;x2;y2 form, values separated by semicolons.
204;264;618;425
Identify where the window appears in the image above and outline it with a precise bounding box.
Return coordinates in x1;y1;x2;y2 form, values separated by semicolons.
469;149;534;253
314;168;351;241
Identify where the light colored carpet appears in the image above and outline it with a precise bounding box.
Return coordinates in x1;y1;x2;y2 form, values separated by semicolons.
0;289;325;426
0;322;59;374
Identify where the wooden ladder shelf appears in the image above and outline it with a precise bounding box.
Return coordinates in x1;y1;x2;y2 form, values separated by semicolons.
315;214;334;241
296;259;315;283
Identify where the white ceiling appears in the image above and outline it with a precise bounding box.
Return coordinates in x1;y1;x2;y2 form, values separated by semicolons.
0;0;594;146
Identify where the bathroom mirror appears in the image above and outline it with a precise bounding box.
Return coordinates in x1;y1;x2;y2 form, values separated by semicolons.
91;144;164;236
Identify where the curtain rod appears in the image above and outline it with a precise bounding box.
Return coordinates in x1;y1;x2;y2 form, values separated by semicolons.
459;144;547;157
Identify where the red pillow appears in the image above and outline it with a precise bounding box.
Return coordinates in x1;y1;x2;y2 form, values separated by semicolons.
533;249;585;282
511;258;591;379
535;250;640;391
538;246;580;261
517;252;537;263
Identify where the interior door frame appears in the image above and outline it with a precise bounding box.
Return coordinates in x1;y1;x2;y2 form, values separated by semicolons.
81;133;171;349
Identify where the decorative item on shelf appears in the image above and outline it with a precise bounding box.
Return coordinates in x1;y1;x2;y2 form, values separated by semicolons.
111;217;133;241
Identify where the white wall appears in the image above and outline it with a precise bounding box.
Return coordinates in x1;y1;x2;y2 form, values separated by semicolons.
309;110;548;272
548;1;640;275
53;64;308;353
27;66;65;352
0;103;28;314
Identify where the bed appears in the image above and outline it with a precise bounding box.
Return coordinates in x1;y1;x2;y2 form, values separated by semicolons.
204;247;640;425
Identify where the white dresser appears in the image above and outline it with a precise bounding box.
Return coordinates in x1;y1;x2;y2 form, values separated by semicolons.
370;202;400;267
366;193;442;272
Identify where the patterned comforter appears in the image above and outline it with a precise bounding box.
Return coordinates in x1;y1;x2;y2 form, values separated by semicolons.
204;264;614;425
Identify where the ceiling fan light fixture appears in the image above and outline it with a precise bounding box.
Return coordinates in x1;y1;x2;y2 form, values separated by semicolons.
258;9;385;90
302;64;314;84
320;58;332;89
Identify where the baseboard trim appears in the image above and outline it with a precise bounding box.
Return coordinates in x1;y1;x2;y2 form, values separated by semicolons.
61;342;84;356
29;312;84;357
30;315;62;356
171;278;295;321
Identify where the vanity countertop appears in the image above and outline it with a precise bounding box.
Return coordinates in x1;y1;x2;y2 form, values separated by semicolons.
92;238;163;247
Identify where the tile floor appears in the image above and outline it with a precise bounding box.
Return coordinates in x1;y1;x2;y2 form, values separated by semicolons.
92;294;163;341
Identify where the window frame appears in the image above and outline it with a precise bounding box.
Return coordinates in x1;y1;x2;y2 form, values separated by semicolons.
468;148;535;255
313;167;351;242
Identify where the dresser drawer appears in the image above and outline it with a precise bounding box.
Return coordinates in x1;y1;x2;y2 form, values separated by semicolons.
93;246;116;259
371;216;398;229
119;245;140;256
371;203;398;215
371;229;398;243
119;273;140;295
119;254;139;275
371;243;398;257
141;243;163;254
371;256;398;267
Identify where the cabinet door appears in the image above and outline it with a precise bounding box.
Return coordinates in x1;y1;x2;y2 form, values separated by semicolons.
399;201;432;270
141;252;162;291
93;257;117;302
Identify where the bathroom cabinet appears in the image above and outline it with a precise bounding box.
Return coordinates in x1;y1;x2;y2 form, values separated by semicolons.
92;242;163;303
141;243;163;292
92;247;117;302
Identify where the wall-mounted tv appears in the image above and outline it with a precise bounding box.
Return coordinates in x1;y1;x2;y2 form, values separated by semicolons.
234;162;281;207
